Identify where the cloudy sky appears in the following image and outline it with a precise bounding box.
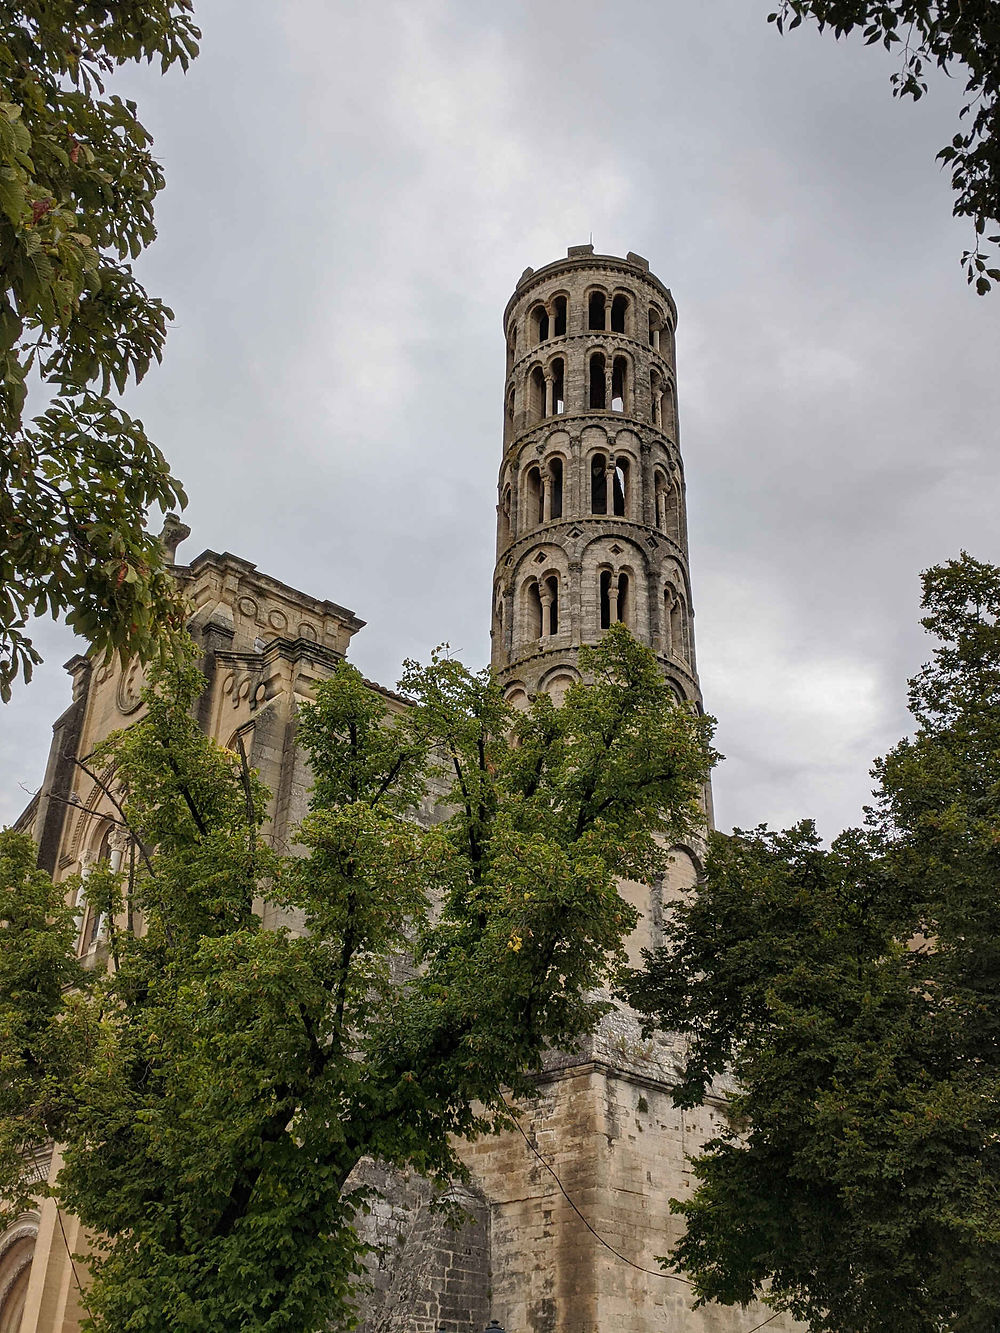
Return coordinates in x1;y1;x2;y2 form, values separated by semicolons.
3;0;999;838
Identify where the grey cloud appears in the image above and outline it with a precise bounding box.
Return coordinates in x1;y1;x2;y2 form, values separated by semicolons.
3;0;998;843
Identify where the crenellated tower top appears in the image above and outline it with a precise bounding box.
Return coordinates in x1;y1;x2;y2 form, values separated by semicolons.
491;245;702;713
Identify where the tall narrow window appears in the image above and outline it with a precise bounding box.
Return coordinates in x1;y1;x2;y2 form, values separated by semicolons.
589;352;606;409
664;478;681;540
599;569;613;630
531;305;549;344
544;575;559;635
588;291;607;330
661;382;674;435
551;357;565;414
529;365;546;422
549;457;563;520
669;591;688;661
612;458;628;517
526;581;543;640
648;305;664;351
591;453;608;514
654;472;668;531
552;295;568;337
617;571;630;626
525;466;542;528
650;370;662;426
611;356;627;413
499;485;512;544
504;385;515;438
610;294;629;334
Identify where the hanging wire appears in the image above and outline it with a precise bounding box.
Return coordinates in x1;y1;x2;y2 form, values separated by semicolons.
502;1093;785;1332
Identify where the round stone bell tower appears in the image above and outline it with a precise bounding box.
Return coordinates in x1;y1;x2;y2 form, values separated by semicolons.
492;244;702;712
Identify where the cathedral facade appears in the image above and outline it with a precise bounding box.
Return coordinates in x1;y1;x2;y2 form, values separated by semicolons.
3;248;796;1333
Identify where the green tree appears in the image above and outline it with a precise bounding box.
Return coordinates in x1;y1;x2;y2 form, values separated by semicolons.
627;553;1000;1332
0;2;200;700
769;1;1000;292
2;624;715;1332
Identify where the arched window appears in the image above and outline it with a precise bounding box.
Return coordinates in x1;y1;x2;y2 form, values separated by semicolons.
599;568;630;628
648;305;664;351
526;580;543;640
531;305;549;344
611;356;628;413
542;574;559;636
599;569;613;630
612;457;629;517
591;453;608;514
610;293;629;334
665;583;689;661
549;457;563;520
528;365;546;422
525;466;543;529
506;330;517;374
617;570;631;626
552;294;568;337
661;382;675;435
499;484;512;544
661;476;681;540
589;352;606;409
504;385;515;438
650;369;663;427
550;357;565;415
588;291;607;330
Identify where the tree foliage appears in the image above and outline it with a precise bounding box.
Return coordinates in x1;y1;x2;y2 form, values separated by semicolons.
0;2;200;700
1;624;715;1332
627;553;1000;1332
769;1;1000;292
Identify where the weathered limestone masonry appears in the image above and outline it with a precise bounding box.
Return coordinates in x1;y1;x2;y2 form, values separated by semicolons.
2;248;802;1333
462;247;798;1333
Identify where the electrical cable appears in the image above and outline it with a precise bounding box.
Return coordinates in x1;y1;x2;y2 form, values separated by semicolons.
502;1094;785;1332
56;1207;93;1318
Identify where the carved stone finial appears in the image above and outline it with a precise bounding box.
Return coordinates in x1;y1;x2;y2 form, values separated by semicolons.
159;512;191;564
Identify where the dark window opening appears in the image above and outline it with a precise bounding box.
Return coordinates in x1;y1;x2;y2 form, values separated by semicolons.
527;581;543;639
544;574;559;635
589;352;606;409
549;457;563;520
611;356;627;413
600;569;613;630
588;291;607;330
525;466;543;527
551;357;565;414
499;485;511;543
591;454;608;514
612;459;628;517
529;365;546;422
611;294;628;334
532;306;549;344
617;572;630;626
552;295;567;337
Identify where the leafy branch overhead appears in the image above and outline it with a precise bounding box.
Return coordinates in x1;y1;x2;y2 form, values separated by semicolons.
769;1;1000;292
0;3;200;700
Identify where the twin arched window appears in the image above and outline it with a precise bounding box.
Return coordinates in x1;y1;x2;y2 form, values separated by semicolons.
590;453;629;518
588;290;630;333
530;295;568;345
588;353;629;412
654;471;681;539
522;457;564;531
599;568;631;629
525;574;560;639
527;358;566;423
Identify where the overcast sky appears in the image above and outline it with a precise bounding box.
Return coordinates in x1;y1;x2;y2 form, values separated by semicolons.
3;0;999;839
